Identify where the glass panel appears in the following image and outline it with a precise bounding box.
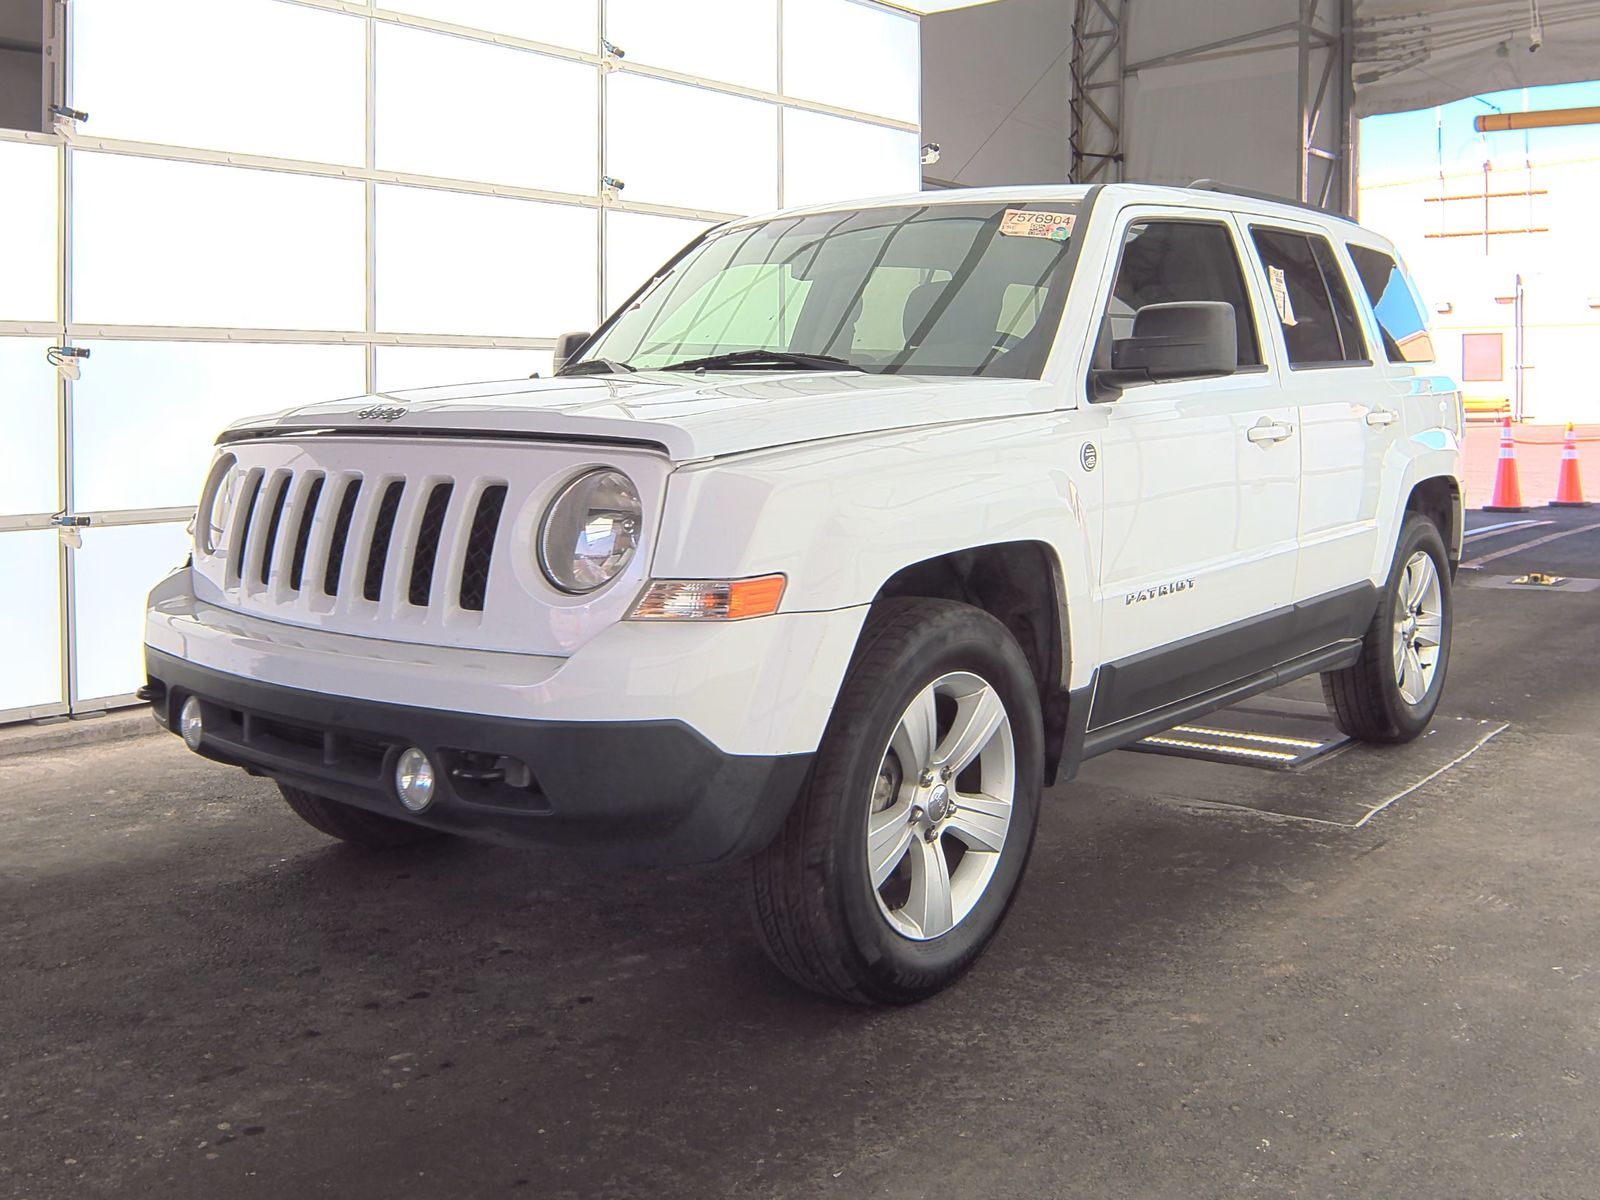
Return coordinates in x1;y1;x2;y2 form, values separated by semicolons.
72;153;366;330
375;24;596;193
0;532;62;715
375;346;553;391
73;0;364;164
72;522;191;703
604;211;714;311
781;109;921;209
0;141;57;321
584;201;1081;378
606;74;777;215
0;338;59;517
1462;332;1504;382
783;0;919;122
1348;245;1436;363
1107;222;1262;367
1249;227;1347;367
605;0;777;90
376;185;597;337
383;0;596;51
71;343;366;513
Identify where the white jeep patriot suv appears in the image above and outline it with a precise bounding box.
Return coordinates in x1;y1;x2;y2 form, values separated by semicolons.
145;182;1462;1004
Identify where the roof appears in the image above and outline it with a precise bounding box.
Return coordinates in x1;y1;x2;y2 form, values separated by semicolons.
726;181;1378;238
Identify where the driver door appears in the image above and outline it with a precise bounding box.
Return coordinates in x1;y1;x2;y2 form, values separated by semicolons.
1083;209;1300;729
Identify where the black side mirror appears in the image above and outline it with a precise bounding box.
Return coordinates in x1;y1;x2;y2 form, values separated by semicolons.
1091;302;1237;400
552;330;593;374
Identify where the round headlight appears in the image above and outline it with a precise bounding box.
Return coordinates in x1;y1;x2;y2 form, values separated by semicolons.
538;469;642;594
196;453;239;555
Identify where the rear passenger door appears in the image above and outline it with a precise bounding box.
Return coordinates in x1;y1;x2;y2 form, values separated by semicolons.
1243;224;1389;609
1085;210;1300;729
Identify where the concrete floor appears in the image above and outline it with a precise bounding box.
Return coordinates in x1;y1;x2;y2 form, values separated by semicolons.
5;512;1600;1199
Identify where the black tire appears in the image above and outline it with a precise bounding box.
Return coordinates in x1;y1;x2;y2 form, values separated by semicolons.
749;598;1044;1005
1320;513;1452;743
278;784;444;849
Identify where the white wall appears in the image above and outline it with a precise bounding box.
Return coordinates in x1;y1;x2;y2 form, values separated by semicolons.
920;0;1072;186
0;0;923;720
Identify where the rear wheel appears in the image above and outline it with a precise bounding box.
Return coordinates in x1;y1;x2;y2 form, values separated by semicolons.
1321;513;1452;743
278;784;443;849
749;598;1044;1005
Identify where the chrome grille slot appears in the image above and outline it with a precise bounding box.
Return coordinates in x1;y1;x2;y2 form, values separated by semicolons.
256;471;292;586
323;477;362;597
229;469;265;585
362;480;406;602
288;474;325;592
459;484;507;612
407;482;455;607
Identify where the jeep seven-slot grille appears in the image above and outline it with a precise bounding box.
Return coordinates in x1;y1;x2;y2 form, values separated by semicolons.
211;469;508;612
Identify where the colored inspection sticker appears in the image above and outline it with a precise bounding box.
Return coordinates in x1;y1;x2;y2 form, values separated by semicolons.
999;209;1076;241
1268;264;1298;326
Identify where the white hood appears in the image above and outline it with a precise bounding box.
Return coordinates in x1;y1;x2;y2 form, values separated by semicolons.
227;371;1060;462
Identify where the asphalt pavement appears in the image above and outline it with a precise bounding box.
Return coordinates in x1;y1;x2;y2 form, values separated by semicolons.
5;510;1599;1199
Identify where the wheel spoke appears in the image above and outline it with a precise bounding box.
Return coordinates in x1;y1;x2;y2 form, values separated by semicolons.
867;801;915;888
891;685;938;774
906;836;954;938
1414;613;1444;648
935;684;1006;776
946;792;1011;854
1401;646;1425;700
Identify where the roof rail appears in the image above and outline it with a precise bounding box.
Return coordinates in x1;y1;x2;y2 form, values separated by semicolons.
1185;179;1354;223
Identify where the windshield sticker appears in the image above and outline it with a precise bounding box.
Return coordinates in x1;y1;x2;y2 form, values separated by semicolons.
999;209;1076;241
1268;264;1298;326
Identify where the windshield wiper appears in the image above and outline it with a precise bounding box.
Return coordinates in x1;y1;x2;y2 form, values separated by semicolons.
659;349;865;373
556;357;637;376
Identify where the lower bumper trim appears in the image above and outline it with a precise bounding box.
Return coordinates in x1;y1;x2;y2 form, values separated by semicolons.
145;648;811;866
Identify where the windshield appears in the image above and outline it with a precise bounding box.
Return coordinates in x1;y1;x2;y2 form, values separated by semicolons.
574;201;1083;378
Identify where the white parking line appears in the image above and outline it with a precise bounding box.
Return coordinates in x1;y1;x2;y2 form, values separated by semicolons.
1464;519;1549;541
1353;722;1509;828
1461;521;1600;569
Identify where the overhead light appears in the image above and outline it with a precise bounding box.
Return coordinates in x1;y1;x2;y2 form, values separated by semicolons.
920;142;942;165
1494;295;1516;305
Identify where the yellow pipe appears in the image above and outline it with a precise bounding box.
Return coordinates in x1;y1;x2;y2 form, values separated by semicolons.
1474;106;1600;132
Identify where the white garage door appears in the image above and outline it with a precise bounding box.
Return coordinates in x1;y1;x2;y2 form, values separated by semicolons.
0;0;923;723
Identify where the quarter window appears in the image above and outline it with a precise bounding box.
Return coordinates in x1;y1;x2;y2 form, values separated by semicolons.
1249;228;1368;367
1348;244;1436;363
1101;220;1262;370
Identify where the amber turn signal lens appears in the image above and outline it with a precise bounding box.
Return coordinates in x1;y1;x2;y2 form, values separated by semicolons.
628;574;786;621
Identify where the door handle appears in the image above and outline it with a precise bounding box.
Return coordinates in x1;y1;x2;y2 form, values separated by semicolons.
1247;419;1294;445
1366;408;1398;427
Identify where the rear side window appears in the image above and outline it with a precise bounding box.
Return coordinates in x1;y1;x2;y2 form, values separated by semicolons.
1248;228;1368;367
1348;245;1436;363
1102;220;1262;369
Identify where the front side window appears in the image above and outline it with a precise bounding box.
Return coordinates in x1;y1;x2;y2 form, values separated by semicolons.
1348;244;1436;364
1100;220;1263;370
578;201;1085;378
1249;228;1368;367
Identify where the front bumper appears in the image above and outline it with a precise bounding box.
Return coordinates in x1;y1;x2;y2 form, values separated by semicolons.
146;648;812;865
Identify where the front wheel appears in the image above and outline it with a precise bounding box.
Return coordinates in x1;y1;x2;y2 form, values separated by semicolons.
749;598;1044;1005
278;784;444;849
1321;513;1452;743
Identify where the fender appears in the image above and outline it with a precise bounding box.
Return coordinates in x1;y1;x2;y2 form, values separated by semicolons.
649;411;1099;692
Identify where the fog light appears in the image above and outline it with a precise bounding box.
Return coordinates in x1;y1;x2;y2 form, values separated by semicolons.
394;747;436;812
179;695;204;751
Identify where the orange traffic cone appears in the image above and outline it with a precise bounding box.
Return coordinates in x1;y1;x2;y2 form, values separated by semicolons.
1483;416;1528;512
1550;422;1590;507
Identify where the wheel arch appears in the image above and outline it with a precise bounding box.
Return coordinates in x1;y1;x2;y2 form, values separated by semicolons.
1405;474;1464;574
873;540;1074;782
